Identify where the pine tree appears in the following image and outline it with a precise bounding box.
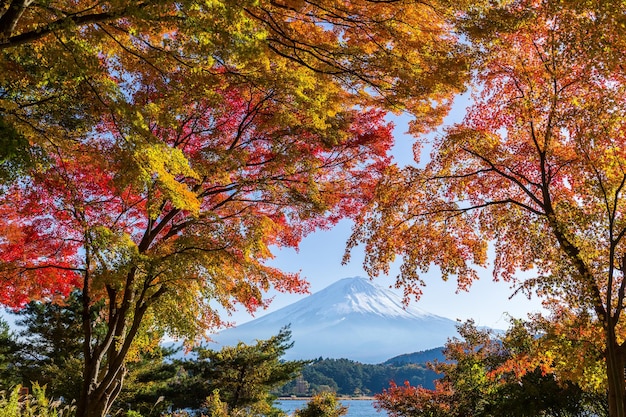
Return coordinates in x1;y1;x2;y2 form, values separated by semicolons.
0;317;21;390
168;326;307;415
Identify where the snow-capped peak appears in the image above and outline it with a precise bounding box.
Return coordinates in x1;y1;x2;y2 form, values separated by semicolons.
210;276;460;363
312;276;433;319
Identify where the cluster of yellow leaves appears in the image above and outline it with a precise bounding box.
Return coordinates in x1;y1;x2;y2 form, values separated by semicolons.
89;226;141;292
134;143;201;217
493;314;607;393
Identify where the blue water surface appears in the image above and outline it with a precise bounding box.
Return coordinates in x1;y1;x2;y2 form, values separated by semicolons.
275;399;387;417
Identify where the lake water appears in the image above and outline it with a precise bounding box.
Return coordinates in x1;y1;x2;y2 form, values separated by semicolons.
275;399;387;417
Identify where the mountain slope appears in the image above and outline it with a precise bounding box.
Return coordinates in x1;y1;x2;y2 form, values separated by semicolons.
209;277;459;363
384;347;447;366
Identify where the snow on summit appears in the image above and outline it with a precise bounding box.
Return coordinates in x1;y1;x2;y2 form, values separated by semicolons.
210;277;460;363
319;277;432;318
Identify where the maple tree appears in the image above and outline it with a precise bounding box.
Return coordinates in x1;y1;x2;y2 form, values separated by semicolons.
0;72;396;416
376;380;453;417
347;1;626;416
498;311;608;396
0;0;473;415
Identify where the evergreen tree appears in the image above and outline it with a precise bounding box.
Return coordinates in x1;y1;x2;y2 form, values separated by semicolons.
168;326;307;415
293;358;436;396
11;291;173;410
0;316;21;389
13;291;85;401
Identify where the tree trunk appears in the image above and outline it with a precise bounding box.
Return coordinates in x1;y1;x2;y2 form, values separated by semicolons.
76;363;126;417
606;325;626;417
74;353;129;417
76;396;108;417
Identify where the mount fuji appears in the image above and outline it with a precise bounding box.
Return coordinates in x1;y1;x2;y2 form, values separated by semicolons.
209;276;460;363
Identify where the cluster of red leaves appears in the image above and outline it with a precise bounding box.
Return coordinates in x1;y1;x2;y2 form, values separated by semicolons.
375;380;452;417
0;78;394;314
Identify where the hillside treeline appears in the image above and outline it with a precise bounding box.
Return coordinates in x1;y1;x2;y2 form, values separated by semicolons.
277;358;438;397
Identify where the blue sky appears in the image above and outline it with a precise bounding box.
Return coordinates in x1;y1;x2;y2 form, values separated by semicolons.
249;220;546;330
226;94;547;330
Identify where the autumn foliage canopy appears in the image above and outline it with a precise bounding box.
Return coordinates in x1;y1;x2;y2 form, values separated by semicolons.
347;1;626;415
8;0;626;415
0;0;471;415
0;0;468;322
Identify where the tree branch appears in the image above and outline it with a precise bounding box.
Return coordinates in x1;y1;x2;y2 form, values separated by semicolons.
0;0;33;39
0;4;147;50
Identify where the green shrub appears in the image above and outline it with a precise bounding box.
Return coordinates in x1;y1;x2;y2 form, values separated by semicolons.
0;383;75;417
294;393;347;417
